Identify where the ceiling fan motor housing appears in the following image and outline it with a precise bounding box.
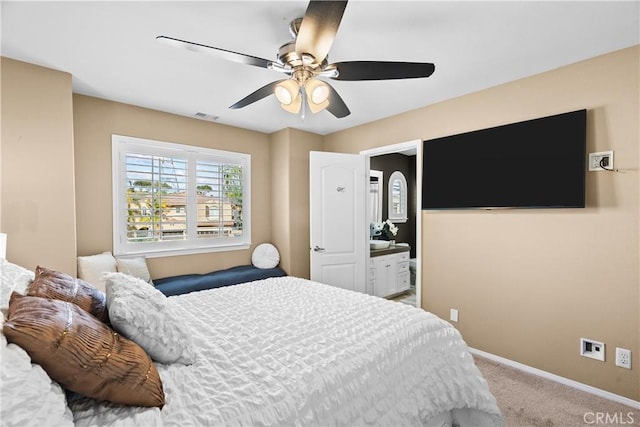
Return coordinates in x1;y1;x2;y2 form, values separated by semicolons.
278;40;328;86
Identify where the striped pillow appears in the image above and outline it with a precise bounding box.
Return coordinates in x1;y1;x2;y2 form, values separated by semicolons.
3;292;164;408
26;266;109;323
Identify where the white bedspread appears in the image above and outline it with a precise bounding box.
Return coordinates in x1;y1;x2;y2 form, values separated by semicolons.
70;276;503;426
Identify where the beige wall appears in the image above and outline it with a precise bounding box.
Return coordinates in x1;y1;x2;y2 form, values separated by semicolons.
269;128;323;278
1;58;77;274
270;129;292;274
287;128;323;278
324;46;640;401
72;95;272;279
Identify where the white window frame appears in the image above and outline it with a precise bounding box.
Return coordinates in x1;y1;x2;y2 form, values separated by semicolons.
388;170;408;223
112;134;251;257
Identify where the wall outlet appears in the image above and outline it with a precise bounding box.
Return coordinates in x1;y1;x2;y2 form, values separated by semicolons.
580;338;605;361
450;308;459;323
615;348;631;369
588;151;614;171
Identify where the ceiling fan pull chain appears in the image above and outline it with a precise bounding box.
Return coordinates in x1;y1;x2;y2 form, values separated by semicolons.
300;88;307;121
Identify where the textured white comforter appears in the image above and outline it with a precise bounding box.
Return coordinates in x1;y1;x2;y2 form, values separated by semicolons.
70;276;503;426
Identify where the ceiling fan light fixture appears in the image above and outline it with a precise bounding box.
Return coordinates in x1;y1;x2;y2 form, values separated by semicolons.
280;93;302;114
305;79;330;113
274;79;300;105
307;79;330;104
308;97;329;114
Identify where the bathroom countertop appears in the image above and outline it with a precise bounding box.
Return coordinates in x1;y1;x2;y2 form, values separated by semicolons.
370;245;410;257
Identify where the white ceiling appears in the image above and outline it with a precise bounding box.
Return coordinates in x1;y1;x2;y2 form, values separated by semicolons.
2;1;638;135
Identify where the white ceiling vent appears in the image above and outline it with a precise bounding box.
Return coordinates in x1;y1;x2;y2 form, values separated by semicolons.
194;112;219;121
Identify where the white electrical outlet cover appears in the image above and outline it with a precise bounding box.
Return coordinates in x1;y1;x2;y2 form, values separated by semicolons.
615;348;631;369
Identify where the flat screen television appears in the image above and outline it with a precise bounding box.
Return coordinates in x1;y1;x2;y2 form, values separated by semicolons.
422;109;587;210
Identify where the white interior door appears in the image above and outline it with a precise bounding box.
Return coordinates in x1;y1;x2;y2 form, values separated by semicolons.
310;151;366;293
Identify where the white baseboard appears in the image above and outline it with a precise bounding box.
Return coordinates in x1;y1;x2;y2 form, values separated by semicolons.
469;347;640;410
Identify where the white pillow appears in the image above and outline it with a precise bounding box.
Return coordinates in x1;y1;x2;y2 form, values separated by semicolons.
116;257;153;284
251;243;280;269
1;259;34;312
1;321;74;427
104;273;195;365
77;252;117;292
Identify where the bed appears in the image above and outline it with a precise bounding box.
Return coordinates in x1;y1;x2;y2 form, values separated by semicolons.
1;259;503;426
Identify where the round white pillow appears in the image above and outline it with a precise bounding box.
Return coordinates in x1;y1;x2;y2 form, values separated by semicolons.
251;243;280;269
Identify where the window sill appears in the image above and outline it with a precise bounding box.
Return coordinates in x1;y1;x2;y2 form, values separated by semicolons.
116;243;252;259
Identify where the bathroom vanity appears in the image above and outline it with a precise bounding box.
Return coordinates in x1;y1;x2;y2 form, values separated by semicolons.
369;245;410;298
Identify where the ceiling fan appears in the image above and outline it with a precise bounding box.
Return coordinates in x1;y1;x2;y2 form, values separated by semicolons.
157;0;435;119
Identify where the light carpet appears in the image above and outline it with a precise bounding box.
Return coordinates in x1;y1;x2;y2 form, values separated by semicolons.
474;356;639;426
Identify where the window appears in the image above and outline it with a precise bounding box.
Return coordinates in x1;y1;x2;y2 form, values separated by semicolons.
388;171;408;223
112;135;251;257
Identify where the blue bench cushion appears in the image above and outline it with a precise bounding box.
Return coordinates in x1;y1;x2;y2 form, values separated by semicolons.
154;265;287;297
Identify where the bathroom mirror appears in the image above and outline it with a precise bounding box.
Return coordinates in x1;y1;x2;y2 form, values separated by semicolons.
369;170;383;224
388;171;408;223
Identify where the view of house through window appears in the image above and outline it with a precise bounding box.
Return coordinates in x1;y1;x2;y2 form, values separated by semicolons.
113;135;251;256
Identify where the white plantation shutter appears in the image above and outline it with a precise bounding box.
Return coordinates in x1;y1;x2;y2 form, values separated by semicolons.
195;160;244;239
112;135;251;257
125;153;188;243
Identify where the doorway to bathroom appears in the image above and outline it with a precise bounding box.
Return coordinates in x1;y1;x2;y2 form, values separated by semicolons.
361;140;422;309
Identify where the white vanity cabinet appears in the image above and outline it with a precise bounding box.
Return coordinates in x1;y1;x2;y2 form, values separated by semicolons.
396;252;410;294
370;249;410;298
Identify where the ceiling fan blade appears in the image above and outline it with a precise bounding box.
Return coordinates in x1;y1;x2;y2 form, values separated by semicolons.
229;80;284;109
331;61;435;81
157;35;274;70
325;82;350;118
295;1;347;65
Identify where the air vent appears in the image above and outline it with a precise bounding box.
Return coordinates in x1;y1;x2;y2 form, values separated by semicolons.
194;112;219;121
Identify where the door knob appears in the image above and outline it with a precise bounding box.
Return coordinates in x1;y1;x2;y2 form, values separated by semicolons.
313;245;325;252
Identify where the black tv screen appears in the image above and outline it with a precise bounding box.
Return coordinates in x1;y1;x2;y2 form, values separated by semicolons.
422;109;586;210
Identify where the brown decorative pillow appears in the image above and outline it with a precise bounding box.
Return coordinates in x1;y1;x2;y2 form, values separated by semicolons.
26;265;109;323
3;292;165;408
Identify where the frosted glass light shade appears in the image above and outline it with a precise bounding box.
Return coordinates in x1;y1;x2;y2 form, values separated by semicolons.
275;86;292;104
280;94;302;114
307;79;329;104
305;79;330;113
275;79;302;114
274;80;300;105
